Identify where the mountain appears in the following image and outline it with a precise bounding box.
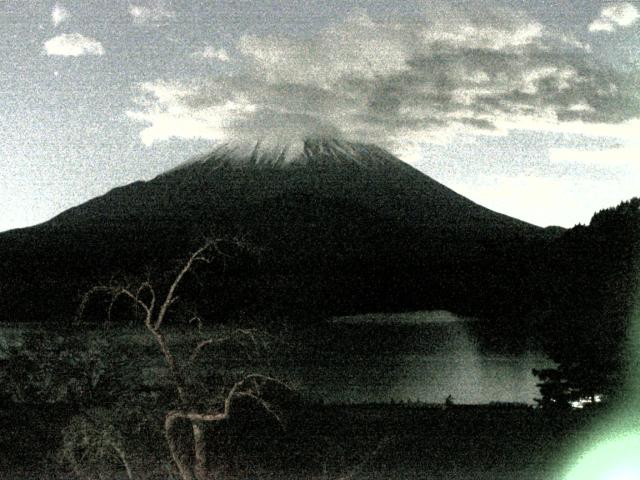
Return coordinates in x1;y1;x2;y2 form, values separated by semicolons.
0;138;558;324
46;138;538;234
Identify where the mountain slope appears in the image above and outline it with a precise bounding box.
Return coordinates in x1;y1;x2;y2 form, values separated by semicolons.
46;138;538;236
0;138;555;323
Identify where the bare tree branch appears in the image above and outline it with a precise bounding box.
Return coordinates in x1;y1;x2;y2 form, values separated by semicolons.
189;338;218;364
77;237;297;480
155;240;216;331
224;374;294;414
136;281;156;314
188;314;204;331
76;285;116;324
188;328;262;365
118;287;152;320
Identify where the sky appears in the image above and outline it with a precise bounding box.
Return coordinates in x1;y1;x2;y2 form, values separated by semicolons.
0;0;639;231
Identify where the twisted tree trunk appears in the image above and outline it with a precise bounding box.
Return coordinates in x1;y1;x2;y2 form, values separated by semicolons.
165;410;226;480
164;375;293;480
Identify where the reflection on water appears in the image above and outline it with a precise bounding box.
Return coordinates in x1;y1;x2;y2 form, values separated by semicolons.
283;311;554;405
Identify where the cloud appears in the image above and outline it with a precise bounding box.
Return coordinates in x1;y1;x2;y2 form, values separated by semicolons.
126;82;256;145
43;33;104;56
129;3;175;25
192;45;230;62
589;2;639;32
127;7;640;153
51;3;69;27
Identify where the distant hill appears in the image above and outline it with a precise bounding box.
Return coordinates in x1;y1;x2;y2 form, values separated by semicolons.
0;138;566;324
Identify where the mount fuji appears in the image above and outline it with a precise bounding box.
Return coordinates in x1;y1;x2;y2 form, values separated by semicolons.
0;138;558;323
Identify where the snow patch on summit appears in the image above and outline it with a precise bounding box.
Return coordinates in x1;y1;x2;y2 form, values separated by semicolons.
167;138;405;173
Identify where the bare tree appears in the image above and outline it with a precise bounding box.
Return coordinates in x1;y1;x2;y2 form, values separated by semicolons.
77;239;295;480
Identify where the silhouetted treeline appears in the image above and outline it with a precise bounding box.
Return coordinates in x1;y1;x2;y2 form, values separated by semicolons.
534;198;640;406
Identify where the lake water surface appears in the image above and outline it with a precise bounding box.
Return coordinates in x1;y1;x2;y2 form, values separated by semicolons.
284;311;554;405
0;311;554;405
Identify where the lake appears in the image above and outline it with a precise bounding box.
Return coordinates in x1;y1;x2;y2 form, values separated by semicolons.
281;311;554;405
0;311;554;406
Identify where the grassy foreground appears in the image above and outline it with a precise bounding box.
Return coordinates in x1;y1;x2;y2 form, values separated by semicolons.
0;400;602;479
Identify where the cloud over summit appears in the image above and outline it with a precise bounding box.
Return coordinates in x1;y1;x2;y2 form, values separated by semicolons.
128;7;640;154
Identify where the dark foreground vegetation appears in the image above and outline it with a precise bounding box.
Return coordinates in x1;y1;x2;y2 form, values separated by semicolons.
0;396;604;479
0;318;613;480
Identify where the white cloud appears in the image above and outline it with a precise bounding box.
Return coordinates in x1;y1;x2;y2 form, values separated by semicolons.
589;2;639;32
43;33;105;57
129;4;175;24
126;82;255;145
588;19;615;33
127;7;640;151
192;45;230;62
51;4;69;27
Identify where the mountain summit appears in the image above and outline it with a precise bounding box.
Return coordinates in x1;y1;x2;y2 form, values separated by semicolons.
171;138;409;170
0;138;551;322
